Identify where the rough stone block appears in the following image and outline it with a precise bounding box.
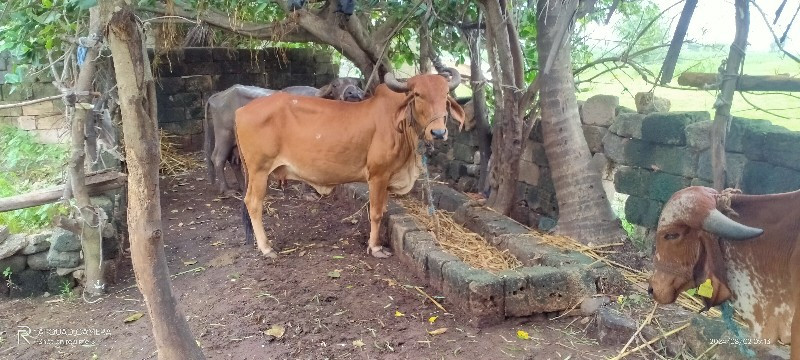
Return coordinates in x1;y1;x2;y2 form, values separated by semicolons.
0;234;29;259
182;47;213;62
453;206;528;239
582;95;619;126
690;178;713;187
441;261;503;325
520;266;588;313
742;161;800;195
582;125;608;153
158;107;187;124
191;62;222;75
613;166;652;198
186;106;204;121
214;74;244;91
388;214;422;254
625;140;698;177
685;120;712;150
650;172;691;202
46;249;81;268
453;142;475;163
90;195;114;218
608;113;644;139
36;114;66;130
165;92;201;108
0;254;27;274
641;111;710;146
156;77;184;95
585;265;628;295
0;102;23;116
155;63;190;77
33;129;67;144
211;48;239;61
0;226;7;243
27;252;52;270
403;231;437;275
541;251;595;267
1;84;33;101
447;160;468;180
16;115;36;130
160;119;203;136
9;269;47;297
602;132;628;165
592;306;638;345
697;151;747;186
518;159;539;186
431;184;469;212
492;234;549;266
50;228;81;252
634;92;671;114
624;196;663;228
46;272;75;294
763;131;800;171
21;232;51;255
183;75;213;92
426;250;461;291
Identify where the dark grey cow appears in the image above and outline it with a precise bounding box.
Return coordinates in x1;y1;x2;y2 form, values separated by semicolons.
204;78;365;195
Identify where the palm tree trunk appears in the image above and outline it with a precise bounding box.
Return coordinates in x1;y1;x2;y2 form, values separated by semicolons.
536;0;625;244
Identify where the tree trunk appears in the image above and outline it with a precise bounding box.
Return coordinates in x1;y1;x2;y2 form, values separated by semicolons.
466;29;492;193
105;4;205;359
68;5;106;295
536;0;625;245
659;0;698;85
419;15;432;75
678;73;798;92
481;0;524;215
712;0;749;190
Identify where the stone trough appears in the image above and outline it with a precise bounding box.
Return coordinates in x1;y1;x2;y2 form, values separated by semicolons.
335;182;627;326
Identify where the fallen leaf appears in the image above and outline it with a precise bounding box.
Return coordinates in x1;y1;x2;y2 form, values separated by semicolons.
395;310;405;317
170;209;178;213
327;270;341;279
428;316;438;324
178;222;184;227
183;260;197;266
211;241;224;247
685;288;697;296
428;327;448;335
517;330;530;340
616;295;625;305
265;324;285;338
697;278;714;298
124;312;144;323
352;339;365;348
332;255;345;259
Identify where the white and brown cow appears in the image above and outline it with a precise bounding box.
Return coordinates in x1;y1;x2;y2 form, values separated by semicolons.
648;186;799;358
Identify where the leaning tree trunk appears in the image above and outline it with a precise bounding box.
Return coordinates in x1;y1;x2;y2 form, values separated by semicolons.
536;0;625;244
105;4;205;359
465;27;492;193
712;0;749;190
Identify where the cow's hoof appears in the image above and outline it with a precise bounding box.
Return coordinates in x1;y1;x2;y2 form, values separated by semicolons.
261;248;278;259
368;246;393;258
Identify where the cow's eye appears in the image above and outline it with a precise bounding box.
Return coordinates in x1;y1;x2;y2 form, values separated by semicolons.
664;233;680;240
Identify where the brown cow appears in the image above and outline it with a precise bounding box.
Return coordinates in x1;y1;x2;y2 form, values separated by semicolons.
204;78;365;195
648;186;799;358
235;69;464;258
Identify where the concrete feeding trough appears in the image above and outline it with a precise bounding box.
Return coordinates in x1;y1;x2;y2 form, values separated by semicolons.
336;183;627;326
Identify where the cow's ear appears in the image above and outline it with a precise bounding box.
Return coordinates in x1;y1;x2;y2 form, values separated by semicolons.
317;84;333;99
393;93;416;132
447;97;466;131
699;235;733;307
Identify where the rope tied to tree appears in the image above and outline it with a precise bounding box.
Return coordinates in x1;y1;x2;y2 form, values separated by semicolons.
417;141;441;241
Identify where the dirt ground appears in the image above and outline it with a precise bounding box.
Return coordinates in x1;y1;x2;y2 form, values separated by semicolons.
0;170;646;360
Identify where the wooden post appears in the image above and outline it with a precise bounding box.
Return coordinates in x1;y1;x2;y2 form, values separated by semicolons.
712;0;749;191
105;3;205;359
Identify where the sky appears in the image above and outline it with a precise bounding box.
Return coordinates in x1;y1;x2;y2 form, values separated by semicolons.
590;0;799;53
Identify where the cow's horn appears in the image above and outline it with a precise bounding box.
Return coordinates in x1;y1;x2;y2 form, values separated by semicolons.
384;72;409;93
702;209;764;240
441;67;462;91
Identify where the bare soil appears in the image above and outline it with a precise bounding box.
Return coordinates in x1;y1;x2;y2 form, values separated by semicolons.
0;170;643;360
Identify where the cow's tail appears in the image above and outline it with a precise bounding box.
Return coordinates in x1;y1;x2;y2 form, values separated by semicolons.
203;98;215;185
234;120;254;245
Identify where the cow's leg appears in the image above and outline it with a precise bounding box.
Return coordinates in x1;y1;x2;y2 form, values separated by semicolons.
212;143;235;196
244;170;277;258
367;177;392;258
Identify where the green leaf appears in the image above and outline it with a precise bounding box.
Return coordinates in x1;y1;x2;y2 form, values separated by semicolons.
43;0;53;8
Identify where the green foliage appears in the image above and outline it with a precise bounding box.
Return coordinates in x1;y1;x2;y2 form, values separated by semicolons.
60;281;76;301
2;267;12;279
0;126;69;233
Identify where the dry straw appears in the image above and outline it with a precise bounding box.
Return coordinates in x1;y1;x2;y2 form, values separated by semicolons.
159;130;201;176
397;197;522;272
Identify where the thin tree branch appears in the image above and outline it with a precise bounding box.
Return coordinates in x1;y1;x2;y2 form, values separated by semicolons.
749;0;800;63
659;0;698;84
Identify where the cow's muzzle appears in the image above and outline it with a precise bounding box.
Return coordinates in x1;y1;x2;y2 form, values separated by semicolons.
431;128;447;140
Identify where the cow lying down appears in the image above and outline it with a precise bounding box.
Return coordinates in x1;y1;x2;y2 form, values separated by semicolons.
648;186;799;358
204;78;365;195
235;69;465;259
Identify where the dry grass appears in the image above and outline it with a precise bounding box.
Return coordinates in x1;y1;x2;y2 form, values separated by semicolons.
160;130;201;176
397;197;522;272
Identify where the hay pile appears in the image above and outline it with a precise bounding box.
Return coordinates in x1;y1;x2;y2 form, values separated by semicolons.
160;130;201;175
397;197;521;272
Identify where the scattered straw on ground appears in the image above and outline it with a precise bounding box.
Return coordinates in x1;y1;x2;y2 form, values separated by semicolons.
397;197;521;272
160;130;201;176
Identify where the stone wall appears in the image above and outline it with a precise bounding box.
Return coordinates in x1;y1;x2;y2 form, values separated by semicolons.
0;52;68;144
431;94;800;235
150;47;339;151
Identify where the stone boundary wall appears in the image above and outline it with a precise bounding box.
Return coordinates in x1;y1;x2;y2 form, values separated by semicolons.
0;51;68;144
335;183;626;325
431;94;800;235
149;47;339;151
